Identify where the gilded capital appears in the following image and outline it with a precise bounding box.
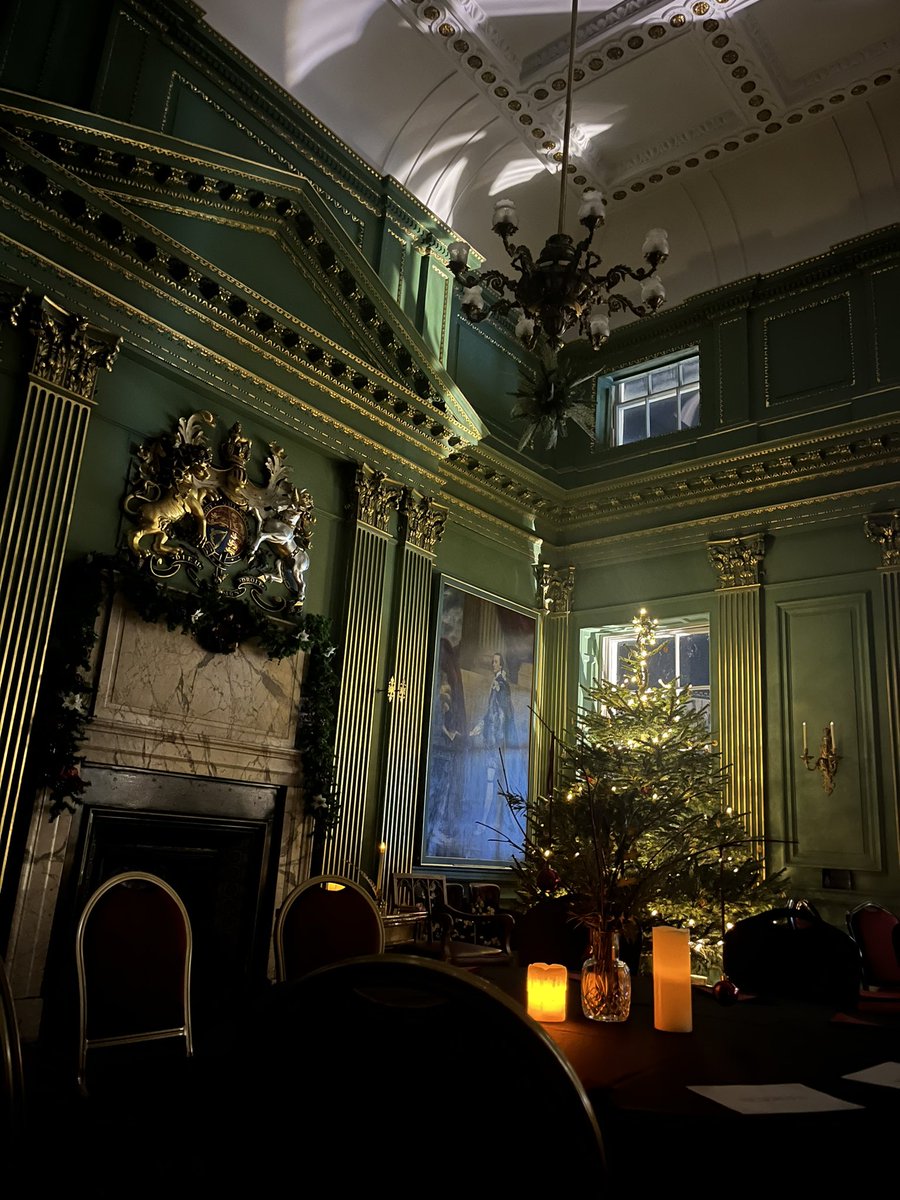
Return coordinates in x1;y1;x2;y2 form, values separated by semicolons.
400;489;447;554
29;297;121;401
707;534;766;588
864;511;900;567
354;462;402;532
537;563;575;614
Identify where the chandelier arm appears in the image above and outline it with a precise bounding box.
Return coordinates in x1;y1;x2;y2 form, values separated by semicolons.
601;264;655;290
476;269;521;296
606;292;652;319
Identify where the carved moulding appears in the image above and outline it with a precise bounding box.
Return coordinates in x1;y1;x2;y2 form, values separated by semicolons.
537;563;576;614
122;410;315;614
864;511;900;567
707;534;767;588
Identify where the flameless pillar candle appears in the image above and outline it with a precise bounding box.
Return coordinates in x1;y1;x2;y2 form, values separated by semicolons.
652;926;693;1033
526;963;568;1022
375;842;386;899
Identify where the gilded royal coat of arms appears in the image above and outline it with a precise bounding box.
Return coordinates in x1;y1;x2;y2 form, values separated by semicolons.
122;410;314;612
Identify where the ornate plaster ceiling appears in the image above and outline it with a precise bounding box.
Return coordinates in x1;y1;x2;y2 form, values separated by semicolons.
199;0;900;312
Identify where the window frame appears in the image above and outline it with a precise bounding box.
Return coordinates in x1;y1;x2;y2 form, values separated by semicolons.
600;348;701;448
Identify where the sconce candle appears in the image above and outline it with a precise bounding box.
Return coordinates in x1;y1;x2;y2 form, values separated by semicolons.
527;962;568;1022
652;926;693;1033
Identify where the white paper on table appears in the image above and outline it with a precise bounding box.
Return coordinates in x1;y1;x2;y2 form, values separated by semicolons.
842;1061;900;1089
688;1083;862;1114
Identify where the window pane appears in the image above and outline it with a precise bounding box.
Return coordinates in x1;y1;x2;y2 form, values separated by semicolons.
652;641;675;683
616;640;636;681
680;356;700;384
680;386;700;429
620;403;646;445
650;365;677;393
678;633;709;686
648;394;678;437
621;374;648;401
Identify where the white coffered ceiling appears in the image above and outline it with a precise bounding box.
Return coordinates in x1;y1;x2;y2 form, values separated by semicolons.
198;0;900;312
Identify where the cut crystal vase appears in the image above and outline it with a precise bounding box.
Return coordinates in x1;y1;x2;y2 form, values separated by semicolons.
581;929;632;1023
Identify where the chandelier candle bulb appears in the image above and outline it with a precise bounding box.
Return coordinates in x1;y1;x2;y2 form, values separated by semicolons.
589;313;610;348
527;962;568;1022
448;241;469;269
640;274;666;308
652;926;693;1033
642;228;669;261
578;187;605;224
492;197;518;233
461;284;485;312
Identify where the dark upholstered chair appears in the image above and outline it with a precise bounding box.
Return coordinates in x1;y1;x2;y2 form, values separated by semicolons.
75;871;193;1093
389;873;514;968
273;874;384;982
723;905;861;1009
224;955;607;1191
0;954;25;1159
846;902;900;993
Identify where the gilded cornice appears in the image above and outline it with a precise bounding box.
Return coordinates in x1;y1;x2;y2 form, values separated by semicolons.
0;114;484;438
0;127;488;457
707;534;766;589
864;511;900;568
399;489;448;555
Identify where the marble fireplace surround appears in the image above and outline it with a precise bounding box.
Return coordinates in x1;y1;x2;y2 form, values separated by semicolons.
7;592;313;1039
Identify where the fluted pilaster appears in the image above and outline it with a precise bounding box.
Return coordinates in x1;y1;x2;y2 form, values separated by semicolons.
0;296;120;902
377;490;447;888
533;565;575;803
322;464;402;876
708;535;766;841
865;512;900;856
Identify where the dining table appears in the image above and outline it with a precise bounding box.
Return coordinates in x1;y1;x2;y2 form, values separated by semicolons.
478;964;900;1189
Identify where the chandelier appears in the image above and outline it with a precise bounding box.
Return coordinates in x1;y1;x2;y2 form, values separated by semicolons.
446;0;668;353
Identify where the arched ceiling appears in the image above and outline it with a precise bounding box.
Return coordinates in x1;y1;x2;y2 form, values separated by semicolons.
199;0;900;313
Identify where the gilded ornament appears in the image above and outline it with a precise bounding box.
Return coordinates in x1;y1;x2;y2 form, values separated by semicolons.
400;489;447;553
864;511;900;567
29;296;121;400
537;563;576;614
354;462;403;532
707;534;766;588
123;410;315;609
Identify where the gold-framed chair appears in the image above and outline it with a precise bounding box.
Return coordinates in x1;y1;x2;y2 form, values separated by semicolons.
273;874;385;983
389;872;514;968
75;871;193;1093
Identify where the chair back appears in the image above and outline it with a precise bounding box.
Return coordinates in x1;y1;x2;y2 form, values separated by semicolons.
76;871;193;1090
0;955;25;1155
723;905;861;1008
846;902;900;988
274;875;384;982
390;872;448;939
235;955;607;1189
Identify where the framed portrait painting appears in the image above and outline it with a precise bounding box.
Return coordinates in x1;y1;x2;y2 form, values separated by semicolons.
420;578;537;867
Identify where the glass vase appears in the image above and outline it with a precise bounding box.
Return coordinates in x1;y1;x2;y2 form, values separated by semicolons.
581;929;632;1023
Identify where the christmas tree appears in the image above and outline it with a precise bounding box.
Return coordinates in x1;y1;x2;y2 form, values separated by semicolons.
498;609;784;966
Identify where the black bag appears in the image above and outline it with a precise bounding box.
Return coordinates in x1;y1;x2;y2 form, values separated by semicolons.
723;906;860;1008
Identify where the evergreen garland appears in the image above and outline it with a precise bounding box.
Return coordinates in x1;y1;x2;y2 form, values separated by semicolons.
32;553;341;831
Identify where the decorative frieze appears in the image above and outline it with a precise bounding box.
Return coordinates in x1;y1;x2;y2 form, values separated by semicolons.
708;534;766;588
537;563;576;614
864;511;900;567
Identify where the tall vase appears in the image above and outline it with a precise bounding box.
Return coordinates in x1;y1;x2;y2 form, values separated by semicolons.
581;929;632;1023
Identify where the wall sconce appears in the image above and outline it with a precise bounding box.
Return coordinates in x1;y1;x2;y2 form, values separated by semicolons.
800;721;839;793
527;963;568;1022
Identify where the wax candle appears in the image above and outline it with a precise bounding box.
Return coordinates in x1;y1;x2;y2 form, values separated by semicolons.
527;963;568;1022
652;926;693;1033
375;842;386;899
